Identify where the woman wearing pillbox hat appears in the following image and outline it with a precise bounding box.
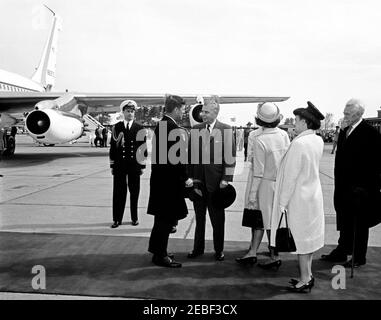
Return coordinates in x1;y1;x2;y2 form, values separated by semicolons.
269;101;325;293
236;103;290;266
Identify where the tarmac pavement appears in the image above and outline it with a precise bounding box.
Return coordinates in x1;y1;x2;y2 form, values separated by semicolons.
1;134;380;299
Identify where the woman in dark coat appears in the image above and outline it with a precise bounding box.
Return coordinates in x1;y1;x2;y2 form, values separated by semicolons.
147;95;193;268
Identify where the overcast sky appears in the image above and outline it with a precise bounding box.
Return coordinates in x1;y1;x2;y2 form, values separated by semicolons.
1;0;381;125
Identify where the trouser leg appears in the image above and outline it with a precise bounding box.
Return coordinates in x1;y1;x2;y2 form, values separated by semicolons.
128;170;141;222
112;173;127;223
353;223;369;263
193;199;207;253
207;194;225;254
337;230;350;255
148;217;172;258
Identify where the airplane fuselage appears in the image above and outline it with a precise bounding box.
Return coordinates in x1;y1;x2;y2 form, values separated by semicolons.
0;69;45;93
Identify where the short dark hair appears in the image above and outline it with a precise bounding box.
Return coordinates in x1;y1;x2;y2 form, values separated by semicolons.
299;115;321;130
255;117;280;128
165;95;185;113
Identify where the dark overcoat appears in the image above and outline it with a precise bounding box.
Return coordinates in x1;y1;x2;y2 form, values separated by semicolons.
334;120;381;229
147;115;189;223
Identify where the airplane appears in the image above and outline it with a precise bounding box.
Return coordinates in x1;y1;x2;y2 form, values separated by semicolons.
0;7;289;156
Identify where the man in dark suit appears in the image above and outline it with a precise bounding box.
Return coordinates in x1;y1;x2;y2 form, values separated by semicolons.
109;100;147;228
147;94;193;268
187;96;236;261
321;98;381;267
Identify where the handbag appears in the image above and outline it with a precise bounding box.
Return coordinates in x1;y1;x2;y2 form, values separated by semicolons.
242;208;264;229
275;210;296;252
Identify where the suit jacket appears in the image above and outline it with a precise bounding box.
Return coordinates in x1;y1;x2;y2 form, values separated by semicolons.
334;120;381;229
188;120;236;193
147;115;189;222
109;121;147;173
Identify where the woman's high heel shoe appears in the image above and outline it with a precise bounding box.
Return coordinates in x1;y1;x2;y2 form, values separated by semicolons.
258;259;282;270
235;256;257;265
289;275;314;286
287;278;314;293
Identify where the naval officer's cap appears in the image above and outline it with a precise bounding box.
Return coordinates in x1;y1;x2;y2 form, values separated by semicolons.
120;100;138;112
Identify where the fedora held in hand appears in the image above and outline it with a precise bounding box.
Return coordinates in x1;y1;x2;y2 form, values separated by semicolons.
275;210;296;252
211;184;236;209
242;208;264;229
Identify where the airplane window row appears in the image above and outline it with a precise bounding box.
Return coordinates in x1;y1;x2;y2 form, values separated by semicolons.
0;83;30;92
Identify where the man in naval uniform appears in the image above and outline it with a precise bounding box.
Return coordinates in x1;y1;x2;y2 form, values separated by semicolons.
109;100;147;228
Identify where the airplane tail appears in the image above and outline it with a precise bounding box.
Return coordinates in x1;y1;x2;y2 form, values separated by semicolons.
32;6;62;92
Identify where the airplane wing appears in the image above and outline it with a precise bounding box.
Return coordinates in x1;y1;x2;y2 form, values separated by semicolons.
0;91;289;154
0;92;289;114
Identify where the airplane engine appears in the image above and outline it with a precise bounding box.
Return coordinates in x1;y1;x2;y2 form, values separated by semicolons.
189;103;204;127
25;108;84;144
188;95;205;127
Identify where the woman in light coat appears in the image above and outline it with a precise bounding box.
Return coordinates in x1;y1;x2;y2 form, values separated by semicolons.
270;101;325;293
236;103;290;266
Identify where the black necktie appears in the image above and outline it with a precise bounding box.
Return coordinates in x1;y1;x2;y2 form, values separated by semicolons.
346;125;352;138
207;124;211;133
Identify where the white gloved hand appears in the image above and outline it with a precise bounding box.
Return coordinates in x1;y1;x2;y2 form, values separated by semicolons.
247;201;257;210
185;178;193;187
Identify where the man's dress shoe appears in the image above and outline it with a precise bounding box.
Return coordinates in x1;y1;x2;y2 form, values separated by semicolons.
215;252;225;261
258;259;282;270
235;256;257;265
187;251;204;259
320;253;347;262
111;222;121;228
131;220;139;226
343;259;366;268
152;256;182;268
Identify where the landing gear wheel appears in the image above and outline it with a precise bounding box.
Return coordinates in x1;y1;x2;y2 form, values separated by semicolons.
2;136;15;156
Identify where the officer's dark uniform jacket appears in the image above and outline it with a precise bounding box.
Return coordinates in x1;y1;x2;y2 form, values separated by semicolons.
109;121;147;172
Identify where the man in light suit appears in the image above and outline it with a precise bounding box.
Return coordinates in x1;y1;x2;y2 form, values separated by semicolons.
187;96;236;261
321;98;381;267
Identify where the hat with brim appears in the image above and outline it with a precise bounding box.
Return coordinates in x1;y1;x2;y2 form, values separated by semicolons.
293;101;325;126
211;184;236;209
120;100;138;112
256;102;281;124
